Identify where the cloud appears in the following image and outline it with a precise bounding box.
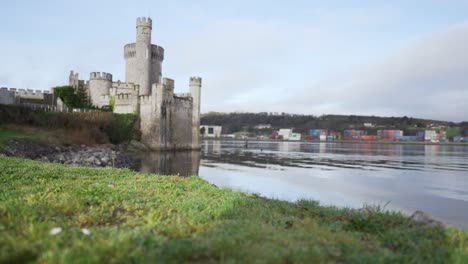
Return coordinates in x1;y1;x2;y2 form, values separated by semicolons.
283;22;468;121
168;17;468;121
164;18;324;112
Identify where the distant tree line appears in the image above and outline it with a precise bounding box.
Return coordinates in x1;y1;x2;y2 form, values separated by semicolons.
201;112;464;135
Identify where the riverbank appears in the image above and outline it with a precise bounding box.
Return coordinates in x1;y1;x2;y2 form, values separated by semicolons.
203;137;468;146
1;155;467;263
0;126;134;168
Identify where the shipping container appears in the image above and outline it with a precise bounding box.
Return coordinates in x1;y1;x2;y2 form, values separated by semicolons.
377;130;404;141
396;136;419;141
361;135;377;141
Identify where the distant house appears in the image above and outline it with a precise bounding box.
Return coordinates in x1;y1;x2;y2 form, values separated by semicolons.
363;123;375;128
277;129;301;141
289;133;301;141
201;125;222;138
255;124;272;129
278;129;293;140
424;130;439;142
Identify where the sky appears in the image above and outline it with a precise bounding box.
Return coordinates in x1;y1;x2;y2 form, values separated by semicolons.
1;0;467;121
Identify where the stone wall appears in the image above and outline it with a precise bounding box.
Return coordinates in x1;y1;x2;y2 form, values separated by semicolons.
124;43;137;90
139;94;160;148
0;88;16;105
150;45;164;86
16;89;46;100
114;93;136;114
170;97;193;149
0;87;54;105
190;77;202;149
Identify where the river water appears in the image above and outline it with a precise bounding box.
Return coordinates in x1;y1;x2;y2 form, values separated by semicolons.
131;140;468;228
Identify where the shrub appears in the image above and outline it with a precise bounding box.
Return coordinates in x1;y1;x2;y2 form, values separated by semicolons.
107;113;138;144
0;105;132;144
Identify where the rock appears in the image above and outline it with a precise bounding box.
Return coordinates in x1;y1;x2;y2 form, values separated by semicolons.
1;139;135;170
410;211;444;227
128;140;150;151
93;157;101;166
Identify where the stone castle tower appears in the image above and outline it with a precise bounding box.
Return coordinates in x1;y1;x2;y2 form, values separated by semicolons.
71;17;202;150
124;17;164;95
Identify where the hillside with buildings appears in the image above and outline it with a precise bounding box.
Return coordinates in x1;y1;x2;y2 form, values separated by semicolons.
201;112;468;142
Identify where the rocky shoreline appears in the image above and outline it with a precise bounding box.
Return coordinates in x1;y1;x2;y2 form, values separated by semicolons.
0;139;134;169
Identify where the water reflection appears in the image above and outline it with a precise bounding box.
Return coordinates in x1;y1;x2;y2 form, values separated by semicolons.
127;140;468;228
201;141;468;172
130;151;200;176
199;140;468;228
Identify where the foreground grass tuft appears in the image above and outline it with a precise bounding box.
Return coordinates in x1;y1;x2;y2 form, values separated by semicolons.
0;155;467;263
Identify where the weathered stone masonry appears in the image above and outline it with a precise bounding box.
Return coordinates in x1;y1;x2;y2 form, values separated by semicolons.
70;17;202;150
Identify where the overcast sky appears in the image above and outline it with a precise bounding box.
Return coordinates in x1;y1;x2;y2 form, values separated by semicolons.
1;0;467;121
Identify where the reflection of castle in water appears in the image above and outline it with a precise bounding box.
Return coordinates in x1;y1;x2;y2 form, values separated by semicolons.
131;151;200;176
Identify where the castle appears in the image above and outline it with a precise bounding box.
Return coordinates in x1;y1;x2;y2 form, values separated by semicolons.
1;17;202;151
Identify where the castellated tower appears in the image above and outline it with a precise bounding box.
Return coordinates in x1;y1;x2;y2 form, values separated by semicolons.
68;17;202;151
124;17;164;95
190;77;202;149
88;72;112;107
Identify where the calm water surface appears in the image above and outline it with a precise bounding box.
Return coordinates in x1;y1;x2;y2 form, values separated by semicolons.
132;140;468;228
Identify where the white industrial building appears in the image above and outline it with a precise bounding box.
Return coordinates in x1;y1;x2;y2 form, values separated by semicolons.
201;125;222;138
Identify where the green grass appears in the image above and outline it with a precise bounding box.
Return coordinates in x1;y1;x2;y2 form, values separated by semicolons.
0;126;42;146
0;156;467;263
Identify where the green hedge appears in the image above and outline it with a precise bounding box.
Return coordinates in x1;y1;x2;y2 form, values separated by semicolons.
0;105;138;144
107;113;138;144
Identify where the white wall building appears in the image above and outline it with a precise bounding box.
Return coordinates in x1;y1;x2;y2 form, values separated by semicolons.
201;125;222;138
278;129;301;141
289;133;302;141
278;129;293;140
424;130;438;141
255;124;272;129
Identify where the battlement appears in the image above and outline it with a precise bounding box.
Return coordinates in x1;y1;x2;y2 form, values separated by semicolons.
124;43;136;59
112;81;136;89
151;45;164;61
175;93;192;98
90;72;113;81
139;95;152;104
116;93;132;101
190;76;202;86
69;70;78;78
162;78;175;89
1;87;51;100
100;95;110;102
137;17;152;28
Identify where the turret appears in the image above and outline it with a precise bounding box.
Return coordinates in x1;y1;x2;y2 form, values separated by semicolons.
190;77;202;149
134;17;152;95
125;17;164;96
69;70;79;89
88;72;112;107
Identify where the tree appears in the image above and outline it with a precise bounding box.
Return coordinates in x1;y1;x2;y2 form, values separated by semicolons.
76;83;90;108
